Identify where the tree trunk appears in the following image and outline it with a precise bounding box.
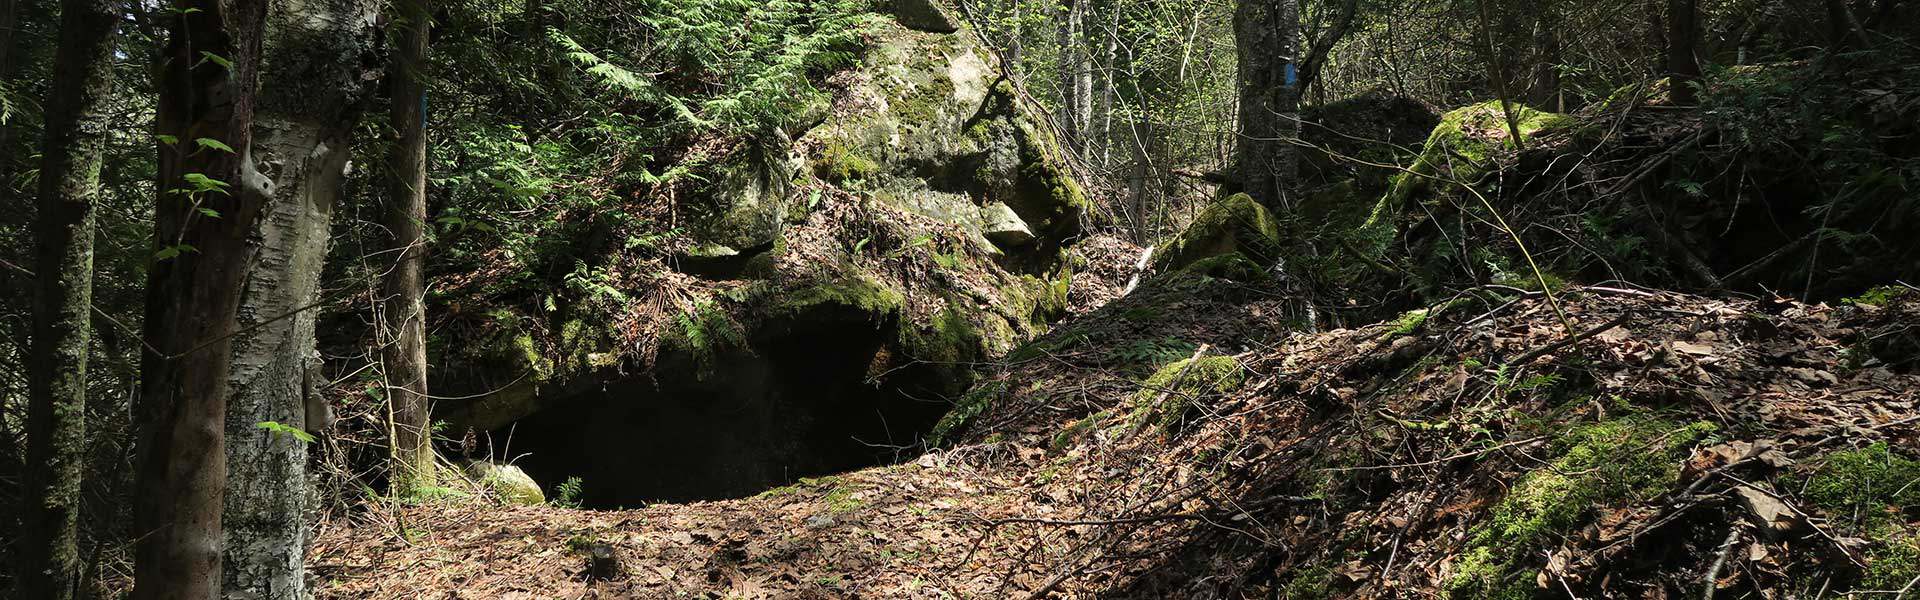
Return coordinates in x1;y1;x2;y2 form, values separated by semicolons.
1093;1;1117;167
1233;0;1301;211
133;0;268;597
383;0;436;493
219;1;379;597
1822;0;1871;48
1667;0;1701;105
1054;0;1084;151
15;0;116;596
1007;0;1024;79
1530;3;1563;110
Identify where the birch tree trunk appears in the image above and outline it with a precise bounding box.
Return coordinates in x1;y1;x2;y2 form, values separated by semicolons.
133;0;268;597
16;0;116;595
1234;0;1301;211
383;0;437;493
220;0;379;596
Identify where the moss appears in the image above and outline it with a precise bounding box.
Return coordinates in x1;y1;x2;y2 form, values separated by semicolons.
910;305;979;359
1279;565;1337;600
557;315;619;372
927;379;1008;447
1446;417;1717;598
890;72;956;127
1844;285;1915;307
1180;252;1269;282
1128;355;1245;433
1368;101;1577;235
1791;442;1920;589
823;483;865;514
1390;308;1430;336
1155;193;1283;271
763;275;904;321
814;135;882;182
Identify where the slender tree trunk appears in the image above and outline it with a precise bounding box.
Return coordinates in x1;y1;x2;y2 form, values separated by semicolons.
1072;1;1091;140
1822;0;1871;47
1667;0;1701;105
219;1;379;597
1233;0;1301;211
1530;3;1563;110
383;0;436;493
1093;1;1117;167
1007;0;1024;79
1054;0;1084;150
1475;0;1526;148
133;0;268;597
15;0;117;596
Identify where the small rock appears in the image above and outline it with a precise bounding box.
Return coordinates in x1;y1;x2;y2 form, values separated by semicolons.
979;201;1036;248
465;461;546;506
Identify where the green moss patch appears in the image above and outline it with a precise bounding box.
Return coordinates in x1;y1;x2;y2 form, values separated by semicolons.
1128;355;1245;433
1368;101;1577;234
1446;417;1717;598
1155;193;1283;272
1792;442;1920;590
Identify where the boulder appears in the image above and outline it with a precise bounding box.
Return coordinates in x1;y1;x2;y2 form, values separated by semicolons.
1154;193;1283;272
885;0;960;33
467;462;546;506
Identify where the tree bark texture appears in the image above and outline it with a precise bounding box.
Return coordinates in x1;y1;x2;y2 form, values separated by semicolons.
1234;0;1301;211
219;0;380;597
383;0;436;493
1666;0;1701;105
1054;0;1088;151
132;0;268;597
16;0;117;595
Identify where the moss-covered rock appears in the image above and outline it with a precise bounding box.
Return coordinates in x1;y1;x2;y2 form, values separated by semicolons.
467;462;547;506
1128;355;1245;433
883;0;959;32
1367;101;1577;234
1154;193;1283;273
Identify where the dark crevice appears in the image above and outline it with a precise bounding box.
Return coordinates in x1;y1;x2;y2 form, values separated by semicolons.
493;313;951;508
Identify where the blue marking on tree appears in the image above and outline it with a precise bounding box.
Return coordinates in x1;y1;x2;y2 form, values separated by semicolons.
1284;63;1297;87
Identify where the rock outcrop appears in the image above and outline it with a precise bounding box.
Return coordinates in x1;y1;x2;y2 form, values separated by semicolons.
428;3;1089;504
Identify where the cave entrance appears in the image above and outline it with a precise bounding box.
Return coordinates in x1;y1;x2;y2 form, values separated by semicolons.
493;312;952;508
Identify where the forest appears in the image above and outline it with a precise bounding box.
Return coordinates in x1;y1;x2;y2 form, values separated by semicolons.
0;0;1916;597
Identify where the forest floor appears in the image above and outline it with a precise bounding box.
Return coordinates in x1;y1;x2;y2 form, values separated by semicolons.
311;275;1920;598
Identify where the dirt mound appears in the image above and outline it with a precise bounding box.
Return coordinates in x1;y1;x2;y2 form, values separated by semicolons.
313;282;1919;598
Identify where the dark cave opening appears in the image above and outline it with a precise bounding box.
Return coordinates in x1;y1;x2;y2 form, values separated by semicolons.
493;310;953;508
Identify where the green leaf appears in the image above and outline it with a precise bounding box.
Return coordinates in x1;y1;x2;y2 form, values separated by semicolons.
197;207;221;218
156;134;180;145
181;172;231;194
194;137;235;153
256;421;317;444
154;244;198;260
197;51;232;70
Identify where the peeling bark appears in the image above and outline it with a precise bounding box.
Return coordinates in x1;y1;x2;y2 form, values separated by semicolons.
220;0;380;597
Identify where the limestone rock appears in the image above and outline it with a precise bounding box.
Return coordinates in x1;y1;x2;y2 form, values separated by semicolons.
467;462;546;506
979;201;1036;248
